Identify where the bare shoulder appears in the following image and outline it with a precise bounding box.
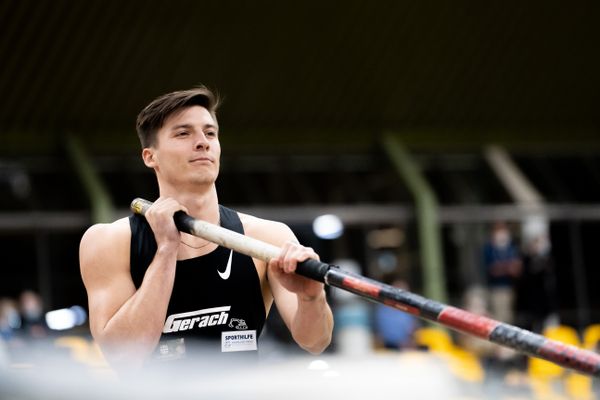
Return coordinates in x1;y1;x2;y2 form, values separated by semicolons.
238;212;297;247
80;217;130;251
80;217;131;279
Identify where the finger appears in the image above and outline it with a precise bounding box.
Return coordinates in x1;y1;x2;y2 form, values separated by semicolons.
273;245;295;273
284;244;311;273
288;244;309;273
296;246;319;263
153;197;187;216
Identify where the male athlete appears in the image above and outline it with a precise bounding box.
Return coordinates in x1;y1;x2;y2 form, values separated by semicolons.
79;87;333;369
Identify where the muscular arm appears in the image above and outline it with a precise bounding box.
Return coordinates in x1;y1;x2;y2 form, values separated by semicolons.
80;199;184;368
280;279;333;354
244;217;333;354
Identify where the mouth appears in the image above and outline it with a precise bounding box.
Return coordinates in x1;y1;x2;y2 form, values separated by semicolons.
189;157;214;163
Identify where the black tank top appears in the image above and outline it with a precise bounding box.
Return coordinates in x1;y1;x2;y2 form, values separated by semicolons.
129;205;266;361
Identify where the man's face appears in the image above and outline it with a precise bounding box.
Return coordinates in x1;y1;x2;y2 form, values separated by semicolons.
144;105;221;187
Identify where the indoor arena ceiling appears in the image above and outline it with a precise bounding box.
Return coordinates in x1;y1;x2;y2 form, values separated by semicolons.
1;1;600;155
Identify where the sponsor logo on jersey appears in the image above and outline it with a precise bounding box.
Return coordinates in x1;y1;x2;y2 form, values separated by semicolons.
222;330;257;352
163;306;230;333
224;333;254;341
228;318;248;330
217;250;233;280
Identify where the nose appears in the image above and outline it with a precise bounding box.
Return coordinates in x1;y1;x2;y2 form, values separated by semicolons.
194;132;210;150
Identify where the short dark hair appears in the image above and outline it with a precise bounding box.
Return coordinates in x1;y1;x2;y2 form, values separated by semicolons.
136;86;221;148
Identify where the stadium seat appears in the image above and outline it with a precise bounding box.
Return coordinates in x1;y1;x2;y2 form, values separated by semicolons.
582;324;600;351
528;325;593;399
414;327;484;382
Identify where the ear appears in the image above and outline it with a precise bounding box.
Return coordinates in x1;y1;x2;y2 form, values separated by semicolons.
142;148;156;168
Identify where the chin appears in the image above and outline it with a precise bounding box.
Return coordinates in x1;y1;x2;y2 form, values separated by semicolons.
192;174;218;186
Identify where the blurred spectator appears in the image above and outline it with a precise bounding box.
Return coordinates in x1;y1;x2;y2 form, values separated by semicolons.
18;290;48;339
0;298;21;341
516;233;558;333
482;222;522;325
373;277;418;351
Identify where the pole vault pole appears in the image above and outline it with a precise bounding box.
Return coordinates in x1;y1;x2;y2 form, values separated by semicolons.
131;198;600;378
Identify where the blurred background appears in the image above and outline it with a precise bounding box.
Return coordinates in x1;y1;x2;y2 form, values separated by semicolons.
1;0;600;397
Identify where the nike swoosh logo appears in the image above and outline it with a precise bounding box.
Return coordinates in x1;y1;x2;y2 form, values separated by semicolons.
218;250;233;280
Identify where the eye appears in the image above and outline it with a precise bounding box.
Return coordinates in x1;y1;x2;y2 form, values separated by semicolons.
175;131;189;137
206;131;218;137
